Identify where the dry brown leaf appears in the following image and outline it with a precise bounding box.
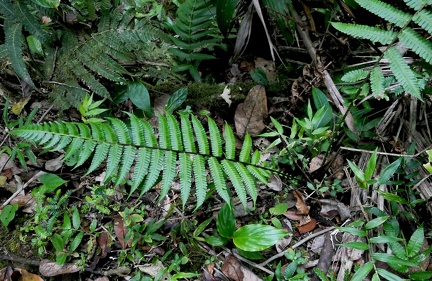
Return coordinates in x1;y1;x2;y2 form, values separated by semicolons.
293;191;310;215
309;154;325;173
39;260;80;277
14;269;44;281
283;210;304;221
297;217;317;233
114;215;131;249
0;266;13;281
45;155;64;172
254;58;277;83
11;194;36;213
234;85;268;138
97;232;110;258
221;255;262;281
221;255;244;281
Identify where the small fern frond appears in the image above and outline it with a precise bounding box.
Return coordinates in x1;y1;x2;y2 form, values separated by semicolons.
370;67;385;98
413;10;432;34
341;69;369;83
11;113;277;209
4;20;35;88
331;23;396;44
384;47;422;100
399;28;432;64
355;0;411;27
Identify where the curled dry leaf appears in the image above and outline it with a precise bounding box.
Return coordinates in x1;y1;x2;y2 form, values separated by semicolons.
234;85;268;138
39;259;80;277
114;215;131;249
97;232;110;258
221;255;262;281
297;217;317;234
309;154;325;173
293;190;310;215
220;85;232;107
284;210;304;221
12;269;44;281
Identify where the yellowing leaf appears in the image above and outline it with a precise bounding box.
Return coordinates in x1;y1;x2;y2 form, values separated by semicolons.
12;97;30;115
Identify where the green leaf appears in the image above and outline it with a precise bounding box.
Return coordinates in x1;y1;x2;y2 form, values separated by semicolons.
72;207;81;230
125;81;153;117
204;235;228;246
347;160;365;182
369;236;403;244
407;226;424;258
217;203;236;238
376;268;405;281
216;0;237;36
233;224;288;251
379;158;402;184
26;35;43;56
337;227;367;237
270;116;284;135
351;261;374;281
365;216;389;230
370;67;385;98
270;203;289;216
194;217;213;237
32;0;60;8
0;204;18;227
69;231;84;252
409;271;432;280
355;0;410;27
376;190;409;204
312;105;333;129
39;174;68;194
52;234;65;252
372;253;418;267
338;242;370;250
165;88;188;112
365;149;378;180
312;87;330;109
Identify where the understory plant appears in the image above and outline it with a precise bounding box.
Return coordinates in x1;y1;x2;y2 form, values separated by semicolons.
10;110;278;210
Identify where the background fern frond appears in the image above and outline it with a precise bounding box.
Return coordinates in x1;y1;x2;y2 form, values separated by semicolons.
384;47;422;100
413;10;432;34
4;19;35;88
403;0;430;11
331;23;397;44
341;69;369;83
399;28;432;64
169;0;224;81
11;113;277;209
355;0;411;27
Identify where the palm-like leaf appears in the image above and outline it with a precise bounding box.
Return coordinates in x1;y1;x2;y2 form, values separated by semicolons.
11;112;276;209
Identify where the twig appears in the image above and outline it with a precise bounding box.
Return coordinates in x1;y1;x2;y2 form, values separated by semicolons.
1;171;44;208
258;226;335;267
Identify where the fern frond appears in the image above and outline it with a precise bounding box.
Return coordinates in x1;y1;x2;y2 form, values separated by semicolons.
413;10;432;34
331;23;396;44
4;20;35;88
11;113;278;209
384;47;422;100
403;0;430;11
341;69;369;83
370;67;385;98
399;28;432;64
222;160;247;208
355;0;411;27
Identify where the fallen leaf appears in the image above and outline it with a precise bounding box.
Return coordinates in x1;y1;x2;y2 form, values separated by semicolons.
12;98;30;115
284;210;304;221
293;191;310;215
221;255;262;281
0;266;13;281
15;269;43;281
297;217;317;233
254;57;277;83
221;255;244;281
11;194;36;213
114;215;130;249
45;155;64;172
97;232;110;258
39;260;80;277
309;154;325;173
267;174;282;191
137;260;170;279
234;85;268;138
220;85;232;106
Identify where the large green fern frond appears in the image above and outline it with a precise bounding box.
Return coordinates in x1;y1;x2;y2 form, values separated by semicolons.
11;113;276;209
331;23;396;45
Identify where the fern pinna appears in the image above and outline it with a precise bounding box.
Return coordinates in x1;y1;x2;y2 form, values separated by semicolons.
331;0;432;100
10;112;275;210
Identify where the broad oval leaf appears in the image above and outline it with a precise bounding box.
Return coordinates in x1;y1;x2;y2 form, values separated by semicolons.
233;224;288;251
217;203;236;238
